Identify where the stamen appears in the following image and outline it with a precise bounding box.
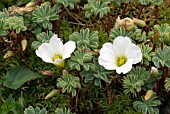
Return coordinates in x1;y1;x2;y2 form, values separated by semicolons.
116;56;127;67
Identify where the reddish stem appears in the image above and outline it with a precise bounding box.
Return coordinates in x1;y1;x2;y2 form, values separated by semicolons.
58;5;65;37
81;81;94;98
155;5;159;24
155;78;159;95
100;18;109;37
164;67;168;80
69;93;75;111
107;12;113;29
138;5;144;19
120;3;128;19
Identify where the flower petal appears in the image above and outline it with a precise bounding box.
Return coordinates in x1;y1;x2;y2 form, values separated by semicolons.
98;57;117;70
99;42;116;62
36;43;54;63
125;43;142;64
54;59;64;64
49;34;63;55
62;41;76;59
113;36;132;55
116;59;133;74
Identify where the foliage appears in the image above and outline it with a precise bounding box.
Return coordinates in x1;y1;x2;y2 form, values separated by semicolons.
57;74;81;97
24;106;47;114
81;58;112;86
101;93;142;114
54;0;77;9
3;16;27;33
0;95;23;114
150;0;163;5
69;28;99;49
3;67;40;90
109;27;135;41
0;0;170;113
55;107;75;114
153;23;170;44
68;50;93;71
84;0;111;18
139;0;150;5
32;4;59;30
0;8;9;22
165;78;170;91
133;94;161;114
31;31;54;50
140;44;155;66
123;67;149;97
152;46;170;68
134;29;147;42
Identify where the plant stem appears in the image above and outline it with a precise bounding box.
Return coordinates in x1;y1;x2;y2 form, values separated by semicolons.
107;12;113;29
120;3;128;19
81;80;94;98
69;93;75;111
108;90;112;105
58;5;65;37
65;7;85;26
155;5;159;24
138;5;144;19
100;18;109;37
164;67;168;80
155;79;159;95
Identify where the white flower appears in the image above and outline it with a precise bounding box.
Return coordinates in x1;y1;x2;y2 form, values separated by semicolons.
99;36;142;74
36;34;76;67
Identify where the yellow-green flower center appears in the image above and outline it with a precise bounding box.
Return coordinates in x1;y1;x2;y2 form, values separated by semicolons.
116;56;127;67
52;55;62;62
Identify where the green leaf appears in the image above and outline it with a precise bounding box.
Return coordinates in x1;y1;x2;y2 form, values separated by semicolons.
32;4;59;30
152;46;170;68
153;23;170;44
24;106;47;114
54;0;77;9
150;0;163;5
84;0;111;18
123;67;149;97
109;27;135;41
68;50;92;71
69;28;99;49
165;78;170;91
55;107;75;114
57;74;81;97
3;16;27;34
3;67;39;90
31;31;53;50
1;95;23;114
81;58;112;86
133;94;161;114
140;44;155;66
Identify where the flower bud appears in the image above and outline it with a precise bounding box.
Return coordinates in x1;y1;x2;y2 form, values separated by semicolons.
62;70;69;76
4;51;13;58
25;2;35;8
153;30;160;44
45;89;59;99
151;66;159;76
163;32;170;44
144;90;154;101
123;17;134;30
21;39;27;51
42;70;54;76
115;17;124;29
10;32;17;39
133;18;146;27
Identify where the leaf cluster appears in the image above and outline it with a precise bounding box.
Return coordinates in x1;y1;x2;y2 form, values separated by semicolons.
133;94;161;114
57;74;81;96
123;67;149;97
